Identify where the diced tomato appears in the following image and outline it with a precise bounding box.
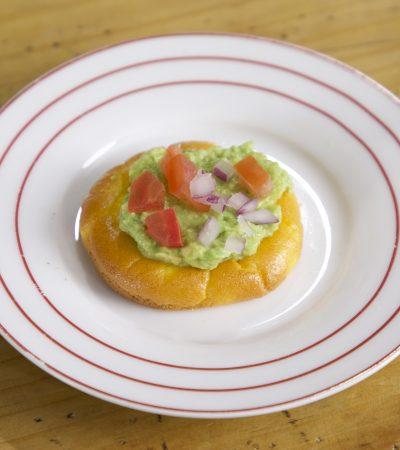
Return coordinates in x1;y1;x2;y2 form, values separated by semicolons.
164;153;209;212
161;143;182;177
145;208;183;247
235;155;273;198
165;154;196;198
128;171;165;213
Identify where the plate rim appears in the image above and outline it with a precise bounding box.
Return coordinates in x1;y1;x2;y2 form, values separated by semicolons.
1;32;400;417
1;49;399;370
1;319;399;418
11;78;399;378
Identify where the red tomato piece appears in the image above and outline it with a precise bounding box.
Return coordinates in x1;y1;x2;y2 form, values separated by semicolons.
166;154;196;198
145;208;183;247
165;153;209;212
235;155;273;198
161;143;182;177
128;171;165;213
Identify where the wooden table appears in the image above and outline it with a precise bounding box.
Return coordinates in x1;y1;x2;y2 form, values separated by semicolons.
1;1;399;448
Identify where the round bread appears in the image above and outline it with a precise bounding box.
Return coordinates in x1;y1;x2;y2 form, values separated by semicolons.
80;142;303;309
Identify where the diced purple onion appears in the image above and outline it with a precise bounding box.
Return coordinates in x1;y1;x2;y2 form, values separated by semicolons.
197;194;226;205
237;215;254;236
203;194;220;204
213;160;235;182
211;196;228;213
211;202;226;213
198;217;221;247
237;198;258;215
225;236;246;254
239;209;279;224
190;173;216;199
227;192;250;210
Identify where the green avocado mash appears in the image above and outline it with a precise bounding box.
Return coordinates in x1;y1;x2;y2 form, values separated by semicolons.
119;142;291;270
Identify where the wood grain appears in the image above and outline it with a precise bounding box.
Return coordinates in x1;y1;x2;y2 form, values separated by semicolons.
1;0;399;448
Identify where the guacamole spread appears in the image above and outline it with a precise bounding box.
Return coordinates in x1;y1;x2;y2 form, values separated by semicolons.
119;142;291;270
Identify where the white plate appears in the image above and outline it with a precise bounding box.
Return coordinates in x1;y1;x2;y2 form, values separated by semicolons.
0;33;399;418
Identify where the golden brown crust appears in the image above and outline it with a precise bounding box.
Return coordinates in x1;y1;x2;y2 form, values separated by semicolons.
80;142;303;309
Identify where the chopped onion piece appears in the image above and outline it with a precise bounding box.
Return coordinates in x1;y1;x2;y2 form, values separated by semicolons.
211;202;225;213
197;194;224;205
237;215;254;236
190;173;216;199
225;236;245;254
213;160;235;182
204;194;220;204
238;198;258;214
227;192;249;210
197;197;227;213
210;195;228;213
198;217;221;247
239;209;279;224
